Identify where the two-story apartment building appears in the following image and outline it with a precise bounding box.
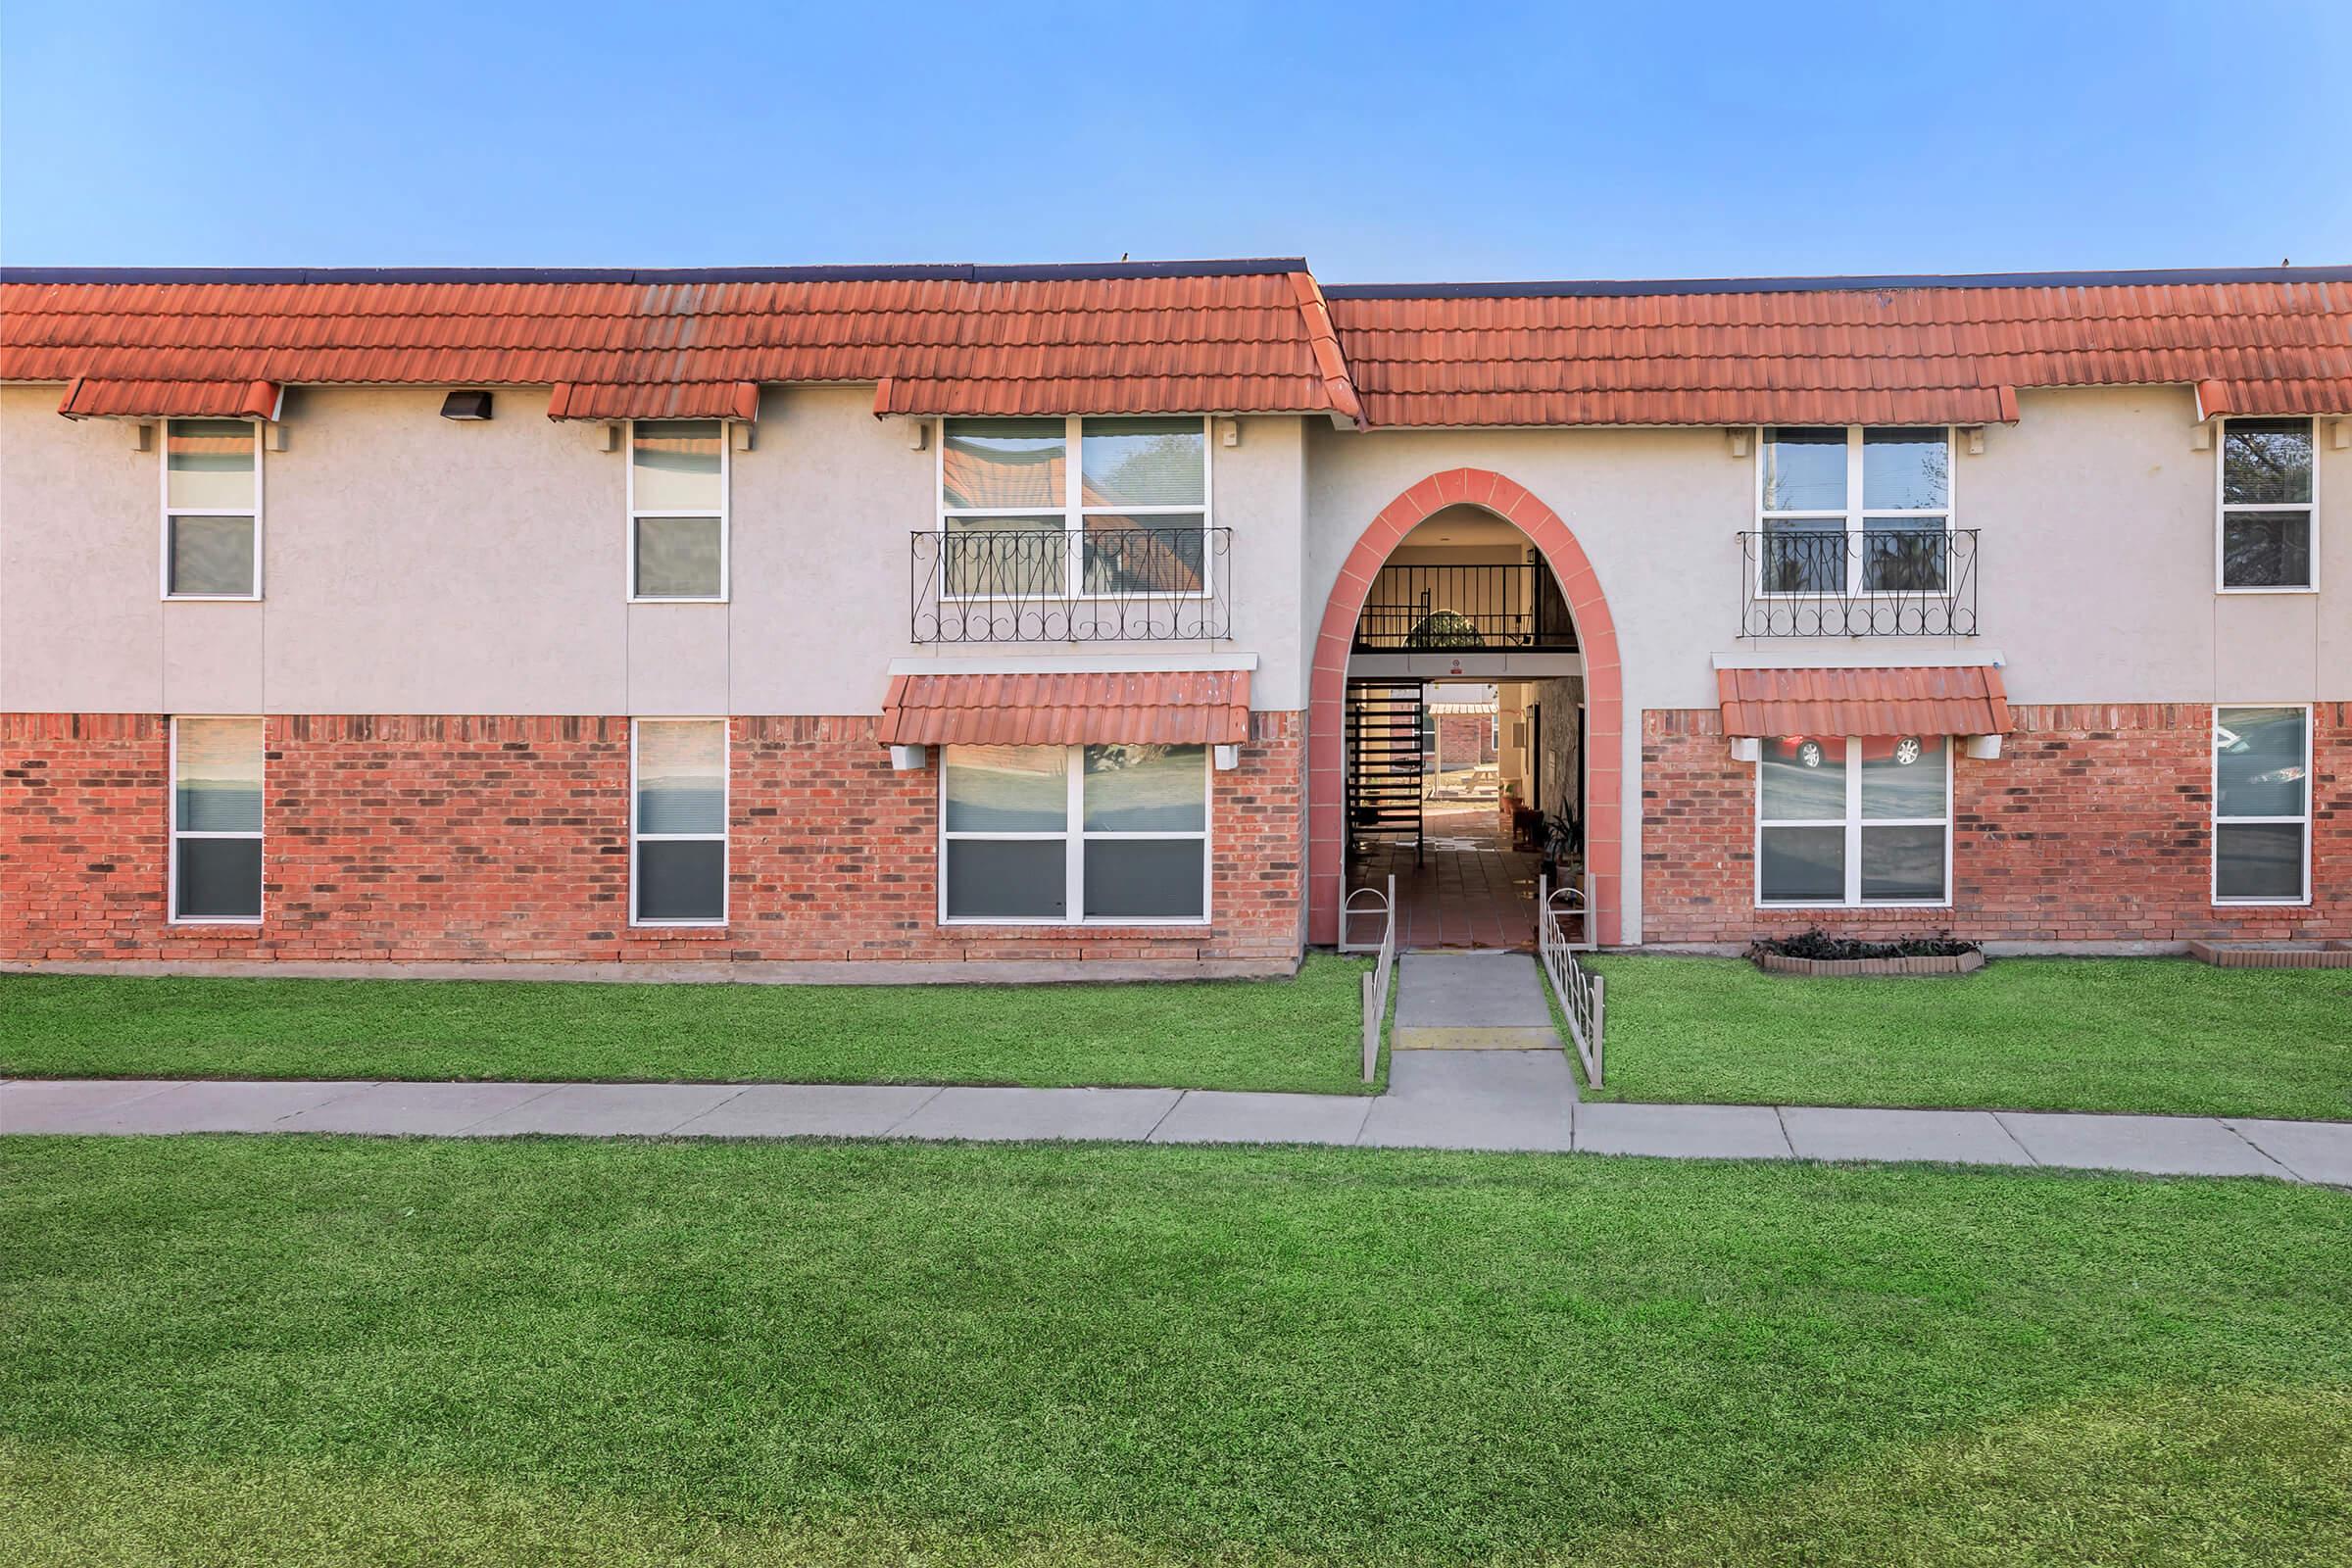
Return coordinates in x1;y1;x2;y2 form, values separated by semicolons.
2;260;2344;966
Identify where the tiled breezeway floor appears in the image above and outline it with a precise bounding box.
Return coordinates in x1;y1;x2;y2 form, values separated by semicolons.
1349;805;1551;950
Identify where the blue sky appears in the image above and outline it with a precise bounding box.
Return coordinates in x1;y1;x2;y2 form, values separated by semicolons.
4;0;2347;280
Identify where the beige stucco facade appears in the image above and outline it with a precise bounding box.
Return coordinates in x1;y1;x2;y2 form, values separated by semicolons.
4;379;2344;944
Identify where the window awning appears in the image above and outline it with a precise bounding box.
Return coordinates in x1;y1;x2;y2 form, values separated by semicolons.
878;669;1251;747
546;380;761;421
58;376;280;419
1717;664;2011;738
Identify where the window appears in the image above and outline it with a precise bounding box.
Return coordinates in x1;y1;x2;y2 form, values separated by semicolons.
629;420;727;600
940;743;1209;922
2214;707;2311;904
171;716;263;921
1757;426;1951;596
939;416;1208;599
1757;734;1950;906
162;418;261;598
2218;417;2315;591
632;720;727;923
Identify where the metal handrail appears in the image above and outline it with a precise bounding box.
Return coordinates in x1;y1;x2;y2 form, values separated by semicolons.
1738;527;1979;637
1348;875;1397;1082
911;525;1232;643
1537;873;1603;1087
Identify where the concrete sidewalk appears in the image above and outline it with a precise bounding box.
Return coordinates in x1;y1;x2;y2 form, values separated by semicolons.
5;1070;2346;1184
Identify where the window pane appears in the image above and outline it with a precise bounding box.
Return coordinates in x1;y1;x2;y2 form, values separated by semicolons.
1084;839;1205;919
631;420;722;512
1760;826;1843;902
1761;736;1844;819
2221;512;2312;589
1082;515;1205;595
1762;517;1845;593
169;515;256;595
944;746;1065;832
175;717;263;832
2216;822;2305;901
1860;522;1947;591
636;722;726;835
1861;428;1948;510
2222;418;2313;506
633;514;723;598
1084;744;1206;831
1861;824;1945;901
636;839;724;921
166;419;255;510
2216;708;2307;818
1861;735;1946;819
176;838;262;919
946;839;1066;918
1761;427;1846;512
943;515;1065;597
942;418;1065;510
1081;417;1204;508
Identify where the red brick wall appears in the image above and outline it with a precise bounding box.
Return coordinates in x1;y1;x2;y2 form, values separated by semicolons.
1;711;1306;964
1641;703;2348;945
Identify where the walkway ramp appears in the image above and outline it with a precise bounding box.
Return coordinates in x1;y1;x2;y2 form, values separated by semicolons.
1392;952;1563;1052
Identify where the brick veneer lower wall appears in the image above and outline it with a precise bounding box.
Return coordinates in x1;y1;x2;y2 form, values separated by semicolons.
0;711;1306;963
1641;702;2348;945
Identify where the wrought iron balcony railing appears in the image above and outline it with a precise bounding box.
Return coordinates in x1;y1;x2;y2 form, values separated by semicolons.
911;525;1231;643
1739;527;1980;637
1352;564;1580;651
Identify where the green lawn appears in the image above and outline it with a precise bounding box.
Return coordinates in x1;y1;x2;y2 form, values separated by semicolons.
3;1137;2347;1566
0;957;1373;1094
1581;955;2352;1120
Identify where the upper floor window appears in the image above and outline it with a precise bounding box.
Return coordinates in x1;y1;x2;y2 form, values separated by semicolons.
171;715;264;921
1756;733;1950;906
163;418;261;598
938;416;1209;600
2213;706;2311;904
2218;417;2315;591
629;420;727;600
1757;426;1951;598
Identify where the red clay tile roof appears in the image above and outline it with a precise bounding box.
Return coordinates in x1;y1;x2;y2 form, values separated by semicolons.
1324;269;2352;427
57;373;280;419
878;669;1251;747
0;261;1359;423
7;262;2347;429
1717;664;2011;738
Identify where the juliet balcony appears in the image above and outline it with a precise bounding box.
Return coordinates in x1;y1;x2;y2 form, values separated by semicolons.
910;525;1232;644
1738;527;1981;638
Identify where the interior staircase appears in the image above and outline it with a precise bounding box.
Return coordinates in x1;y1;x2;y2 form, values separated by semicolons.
1347;679;1425;864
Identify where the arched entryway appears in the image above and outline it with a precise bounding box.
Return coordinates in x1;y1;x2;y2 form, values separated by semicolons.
1309;468;1623;948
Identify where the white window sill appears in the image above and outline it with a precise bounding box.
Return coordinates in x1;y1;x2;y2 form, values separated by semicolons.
939;917;1213;929
1755;902;1953;911
2211;898;2313;908
163;594;263;603
2216;586;2319;596
168;917;263;927
627;597;729;606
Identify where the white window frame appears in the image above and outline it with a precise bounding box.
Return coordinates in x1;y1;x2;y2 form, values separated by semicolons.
168;714;264;925
937;745;1213;926
936;416;1213;603
159;417;264;601
626;419;731;603
1755;735;1954;908
629;717;729;927
2215;416;2319;594
2212;704;2314;906
1754;425;1954;601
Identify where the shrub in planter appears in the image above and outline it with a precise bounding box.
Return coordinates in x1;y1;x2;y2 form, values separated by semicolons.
1748;930;1984;977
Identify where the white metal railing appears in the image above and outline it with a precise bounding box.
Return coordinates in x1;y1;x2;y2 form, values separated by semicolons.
1345;875;1397;1082
1537;873;1603;1087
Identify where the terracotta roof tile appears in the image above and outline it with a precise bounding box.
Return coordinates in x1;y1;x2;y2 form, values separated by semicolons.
1717;664;2011;738
878;669;1250;747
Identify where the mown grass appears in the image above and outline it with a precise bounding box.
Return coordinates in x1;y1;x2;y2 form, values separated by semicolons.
4;1136;2348;1566
1579;955;2352;1119
0;956;1372;1094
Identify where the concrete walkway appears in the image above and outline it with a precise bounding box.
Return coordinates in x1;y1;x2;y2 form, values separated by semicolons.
6;1072;2347;1184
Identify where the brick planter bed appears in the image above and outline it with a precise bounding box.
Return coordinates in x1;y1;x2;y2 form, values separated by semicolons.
1752;949;1987;978
2187;941;2352;971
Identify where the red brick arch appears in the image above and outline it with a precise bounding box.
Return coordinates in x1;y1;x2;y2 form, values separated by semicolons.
1308;468;1624;947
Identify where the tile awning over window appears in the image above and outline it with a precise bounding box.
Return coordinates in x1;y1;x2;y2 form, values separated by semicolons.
547;380;760;422
58;375;280;419
1718;664;2011;738
879;669;1251;747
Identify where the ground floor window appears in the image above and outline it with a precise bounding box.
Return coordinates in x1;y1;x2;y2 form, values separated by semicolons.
942;743;1209;922
171;715;263;921
2214;706;2311;904
1757;734;1949;906
632;719;727;923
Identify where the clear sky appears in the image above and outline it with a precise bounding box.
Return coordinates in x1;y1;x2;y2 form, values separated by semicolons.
4;0;2347;281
